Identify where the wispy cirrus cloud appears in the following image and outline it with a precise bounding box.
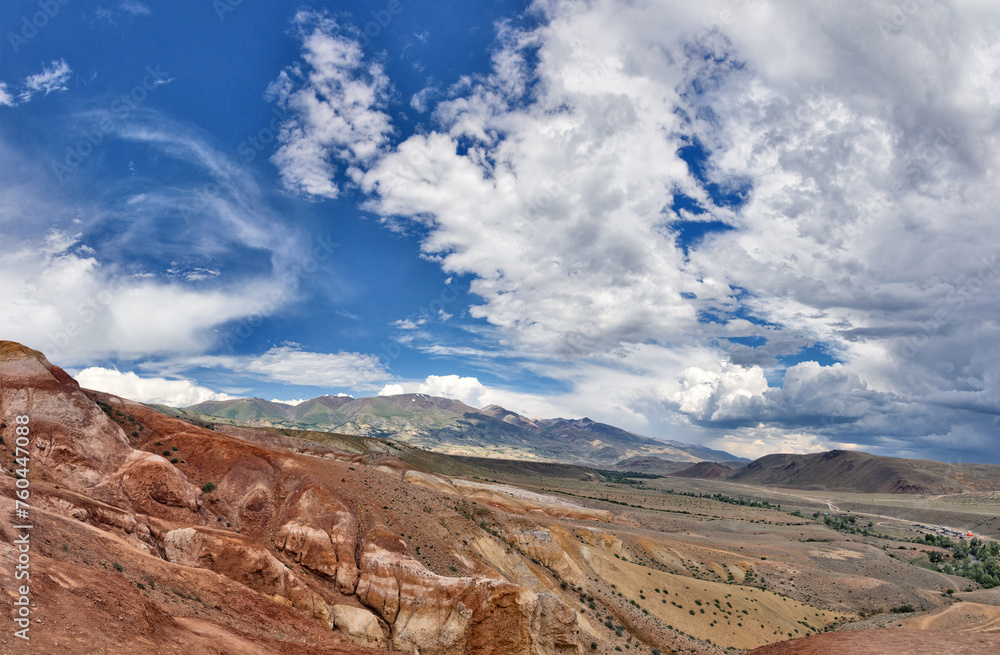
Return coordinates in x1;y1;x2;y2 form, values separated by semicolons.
0;108;321;365
74;344;392;406
0;60;73;107
22;59;73;99
120;1;151;16
241;345;389;387
146;345;392;390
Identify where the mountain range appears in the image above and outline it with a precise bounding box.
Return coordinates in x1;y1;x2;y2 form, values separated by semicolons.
672;449;1000;494
181;394;744;467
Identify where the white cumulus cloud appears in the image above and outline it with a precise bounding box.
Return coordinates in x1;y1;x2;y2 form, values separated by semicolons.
418;374;487;408
705;428;836;461
267;10;393;199
259;1;1000;461
671;361;769;423
74;367;233;406
379;383;405;396
375;375;489;408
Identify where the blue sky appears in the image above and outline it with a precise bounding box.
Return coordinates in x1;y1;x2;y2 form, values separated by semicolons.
3;0;1000;463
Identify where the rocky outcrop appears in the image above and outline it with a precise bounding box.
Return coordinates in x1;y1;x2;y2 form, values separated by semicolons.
330;604;389;648
35;486;159;554
511;526;587;586
355;529;582;655
163;527;334;628
94;450;202;513
275;483;359;593
530;594;584;655
0;341;131;489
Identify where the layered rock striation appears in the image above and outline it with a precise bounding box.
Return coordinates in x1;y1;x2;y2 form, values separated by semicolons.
0;341;581;654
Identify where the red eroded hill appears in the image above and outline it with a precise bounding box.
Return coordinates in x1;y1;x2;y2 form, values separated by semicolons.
0;341;581;654
747;628;1000;654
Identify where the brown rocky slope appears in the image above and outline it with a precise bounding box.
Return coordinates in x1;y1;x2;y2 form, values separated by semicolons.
746;628;1000;654
0;342;581;654
676;449;1000;494
7;341;1000;655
